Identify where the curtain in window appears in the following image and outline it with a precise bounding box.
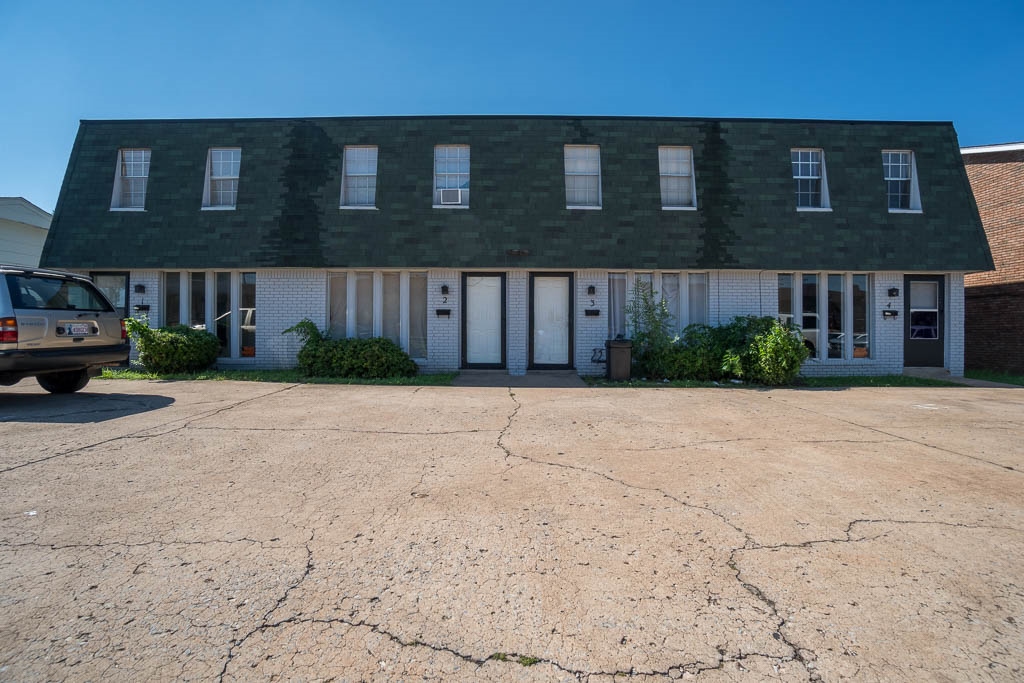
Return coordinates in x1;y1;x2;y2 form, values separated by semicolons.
661;273;680;333
382;273;401;344
608;273;626;339
688;273;708;325
356;272;373;338
328;273;347;338
408;273;428;358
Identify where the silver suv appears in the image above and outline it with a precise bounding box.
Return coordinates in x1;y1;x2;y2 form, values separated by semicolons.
0;265;130;393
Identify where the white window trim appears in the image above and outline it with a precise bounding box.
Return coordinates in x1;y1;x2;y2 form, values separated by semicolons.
564;144;602;209
791;148;831;210
882;150;922;213
614;270;709;338
433;145;470;208
781;271;874;362
202;148;241;210
110;148;151;211
164;270;256;362
340;145;378;208
659;146;697;209
326;269;429;359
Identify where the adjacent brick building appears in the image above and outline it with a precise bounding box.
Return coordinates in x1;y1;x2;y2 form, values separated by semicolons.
962;142;1024;373
41;116;992;376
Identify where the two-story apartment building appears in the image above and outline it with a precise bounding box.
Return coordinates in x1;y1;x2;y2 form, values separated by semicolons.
41;116;992;376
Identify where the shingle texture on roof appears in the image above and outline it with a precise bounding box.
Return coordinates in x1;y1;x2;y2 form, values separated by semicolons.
42;116;992;271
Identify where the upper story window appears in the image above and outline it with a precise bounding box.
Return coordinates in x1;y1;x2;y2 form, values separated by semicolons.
564;145;601;208
658;146;696;209
203;148;241;209
434;145;470;207
340;146;378;208
882;150;921;212
110;148;151;210
791;148;830;209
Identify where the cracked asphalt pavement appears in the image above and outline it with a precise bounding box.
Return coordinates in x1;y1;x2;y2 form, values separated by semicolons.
1;379;1022;681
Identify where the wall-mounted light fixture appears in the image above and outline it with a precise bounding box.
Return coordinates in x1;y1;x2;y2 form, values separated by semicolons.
587;285;596;295
440;284;449;295
888;288;900;297
134;284;146;294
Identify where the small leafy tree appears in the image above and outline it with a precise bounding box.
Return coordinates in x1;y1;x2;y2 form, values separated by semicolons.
625;278;678;378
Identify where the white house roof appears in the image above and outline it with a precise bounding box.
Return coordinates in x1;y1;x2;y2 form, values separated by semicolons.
0;197;52;231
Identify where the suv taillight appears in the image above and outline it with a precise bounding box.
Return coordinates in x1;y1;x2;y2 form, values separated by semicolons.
120;319;127;341
0;317;17;344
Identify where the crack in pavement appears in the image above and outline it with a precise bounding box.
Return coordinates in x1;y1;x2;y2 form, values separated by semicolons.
619;436;903;452
188;426;492;436
0;384;299;475
487;387;819;679
218;531;315;682
765;395;1022;473
224;611;808;681
0;537;296;552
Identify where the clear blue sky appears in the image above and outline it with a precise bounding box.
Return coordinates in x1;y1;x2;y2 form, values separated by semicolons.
1;0;1021;213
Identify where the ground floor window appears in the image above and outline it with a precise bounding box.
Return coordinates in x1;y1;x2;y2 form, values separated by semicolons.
608;271;708;339
779;272;870;360
328;271;428;358
162;271;256;359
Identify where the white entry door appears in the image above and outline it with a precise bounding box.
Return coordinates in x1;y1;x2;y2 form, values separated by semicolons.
464;275;504;366
532;275;571;367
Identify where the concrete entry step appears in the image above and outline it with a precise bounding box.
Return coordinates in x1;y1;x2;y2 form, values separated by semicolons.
903;366;1020;388
452;369;587;388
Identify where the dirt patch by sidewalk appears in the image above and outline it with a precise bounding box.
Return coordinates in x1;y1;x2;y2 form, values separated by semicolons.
1;381;1021;680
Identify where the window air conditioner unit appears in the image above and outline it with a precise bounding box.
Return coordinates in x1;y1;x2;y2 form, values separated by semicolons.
440;188;462;205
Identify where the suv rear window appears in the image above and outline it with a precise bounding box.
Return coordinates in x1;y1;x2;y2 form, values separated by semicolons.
6;274;114;312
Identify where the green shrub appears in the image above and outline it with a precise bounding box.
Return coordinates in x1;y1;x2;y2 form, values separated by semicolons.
748;318;809;385
125;317;221;374
625;278;679;379
284;319;417;378
621;298;808;385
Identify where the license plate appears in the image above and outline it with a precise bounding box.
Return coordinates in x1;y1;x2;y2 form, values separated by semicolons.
66;322;94;336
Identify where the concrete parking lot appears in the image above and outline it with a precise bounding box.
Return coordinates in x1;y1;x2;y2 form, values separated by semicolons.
0;379;1022;681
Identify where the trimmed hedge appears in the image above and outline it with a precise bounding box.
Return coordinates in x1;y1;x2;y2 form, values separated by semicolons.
285;319;417;378
125;318;221;374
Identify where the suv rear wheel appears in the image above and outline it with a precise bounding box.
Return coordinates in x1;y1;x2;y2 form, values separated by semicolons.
37;369;90;394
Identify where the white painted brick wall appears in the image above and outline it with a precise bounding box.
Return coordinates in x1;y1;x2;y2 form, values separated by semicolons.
423;270;459;373
255;269;327;369
795;272;905;377
127;270;161;360
507;271;528;375
575;270;607;376
121;268;966;377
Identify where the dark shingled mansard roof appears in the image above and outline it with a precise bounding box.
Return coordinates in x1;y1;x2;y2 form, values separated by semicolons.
42;115;993;272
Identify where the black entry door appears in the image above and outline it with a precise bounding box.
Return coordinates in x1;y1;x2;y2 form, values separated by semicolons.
91;272;130;319
904;275;944;367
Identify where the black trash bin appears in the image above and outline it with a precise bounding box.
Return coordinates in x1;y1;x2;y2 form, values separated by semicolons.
605;339;632;381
